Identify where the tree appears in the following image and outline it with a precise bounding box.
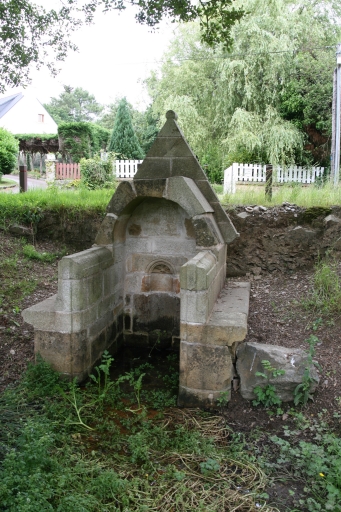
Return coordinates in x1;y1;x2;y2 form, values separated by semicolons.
224;107;304;166
98;101;159;154
0;1;79;94
0;128;18;180
44;86;103;125
147;0;341;177
108;98;144;159
0;0;244;93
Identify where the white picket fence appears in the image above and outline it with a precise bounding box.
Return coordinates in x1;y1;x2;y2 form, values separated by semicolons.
115;160;142;179
223;163;325;194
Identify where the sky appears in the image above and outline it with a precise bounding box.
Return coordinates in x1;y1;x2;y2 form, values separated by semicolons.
4;4;177;111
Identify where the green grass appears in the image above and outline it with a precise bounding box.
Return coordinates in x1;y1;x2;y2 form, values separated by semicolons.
303;255;341;315
22;244;66;263
0;357;276;512
0;187;114;227
2;354;341;511
0;178;17;188
220;182;341;208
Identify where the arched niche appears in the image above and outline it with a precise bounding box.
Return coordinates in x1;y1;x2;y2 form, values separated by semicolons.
122;197;196;345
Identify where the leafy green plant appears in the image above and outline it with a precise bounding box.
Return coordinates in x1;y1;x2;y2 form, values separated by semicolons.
22;354;67;399
125;371;146;413
311;317;323;331
200;458;221;475
217;390;229;407
22;206;44;245
89;350;116;400
294;335;320;406
270;426;341;511
253;360;285;408
61;379;97;431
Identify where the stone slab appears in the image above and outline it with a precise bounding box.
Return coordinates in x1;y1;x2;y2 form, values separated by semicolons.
134;179;167;198
193;215;222;247
95;213;118;245
59;246;113;280
145;137;194;158
236;341;319;402
166;176;214;217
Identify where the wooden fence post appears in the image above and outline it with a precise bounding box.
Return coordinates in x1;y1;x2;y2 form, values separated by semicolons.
19;165;27;193
265;164;273;200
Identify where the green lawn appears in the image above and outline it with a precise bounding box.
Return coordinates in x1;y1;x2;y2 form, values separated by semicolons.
219;182;341;208
0;178;17;188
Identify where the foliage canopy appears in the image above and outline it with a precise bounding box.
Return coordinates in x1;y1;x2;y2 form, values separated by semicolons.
148;0;341;179
44;86;103;125
0;0;244;93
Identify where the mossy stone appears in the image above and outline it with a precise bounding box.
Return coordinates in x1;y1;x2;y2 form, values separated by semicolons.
299;207;332;224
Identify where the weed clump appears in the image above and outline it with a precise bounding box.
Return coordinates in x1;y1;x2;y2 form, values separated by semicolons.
303;254;341;315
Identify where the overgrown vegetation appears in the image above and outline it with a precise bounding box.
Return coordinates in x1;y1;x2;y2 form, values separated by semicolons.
0;188;112;229
303;254;341;315
0;354;277;512
14;133;58;141
265;413;341;511
58;122;110;162
2;349;341;511
80;154;116;190
23;244;65;263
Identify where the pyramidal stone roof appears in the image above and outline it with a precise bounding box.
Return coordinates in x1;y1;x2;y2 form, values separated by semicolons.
134;110;238;243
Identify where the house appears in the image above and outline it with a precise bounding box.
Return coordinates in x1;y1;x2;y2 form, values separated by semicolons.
0;90;57;134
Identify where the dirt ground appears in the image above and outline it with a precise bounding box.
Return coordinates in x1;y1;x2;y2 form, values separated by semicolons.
1;229;340;428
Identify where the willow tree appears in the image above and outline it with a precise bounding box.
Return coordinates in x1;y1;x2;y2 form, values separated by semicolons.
224;107;304;166
148;0;341;179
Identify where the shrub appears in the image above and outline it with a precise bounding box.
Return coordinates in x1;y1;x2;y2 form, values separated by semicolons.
0;128;18;180
80;154;116;190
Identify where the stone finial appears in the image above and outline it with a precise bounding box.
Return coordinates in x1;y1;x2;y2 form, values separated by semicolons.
166;110;178;120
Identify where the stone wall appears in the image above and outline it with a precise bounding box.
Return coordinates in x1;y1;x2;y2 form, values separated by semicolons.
23;246;124;381
29;205;341;275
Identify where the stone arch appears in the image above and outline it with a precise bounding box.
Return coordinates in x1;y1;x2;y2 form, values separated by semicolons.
147;260;174;275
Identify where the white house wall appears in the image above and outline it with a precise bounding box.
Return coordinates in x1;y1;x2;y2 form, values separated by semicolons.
0;94;57;135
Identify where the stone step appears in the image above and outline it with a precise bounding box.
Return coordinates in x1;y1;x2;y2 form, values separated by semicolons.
206;281;250;345
180;281;250;348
